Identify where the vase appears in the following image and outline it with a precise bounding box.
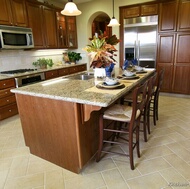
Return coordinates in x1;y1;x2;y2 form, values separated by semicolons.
94;68;106;78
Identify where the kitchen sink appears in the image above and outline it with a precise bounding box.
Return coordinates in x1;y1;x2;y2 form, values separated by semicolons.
68;74;94;80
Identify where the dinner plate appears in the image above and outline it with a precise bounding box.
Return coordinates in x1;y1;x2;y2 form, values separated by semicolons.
97;82;123;89
136;70;147;74
122;74;138;79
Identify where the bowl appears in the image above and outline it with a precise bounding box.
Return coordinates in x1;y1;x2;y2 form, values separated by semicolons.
104;78;118;85
123;70;135;77
134;66;143;71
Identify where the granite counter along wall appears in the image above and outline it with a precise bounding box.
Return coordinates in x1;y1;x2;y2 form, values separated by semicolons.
0;49;87;71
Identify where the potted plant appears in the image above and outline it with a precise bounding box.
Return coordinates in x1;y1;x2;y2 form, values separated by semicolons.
83;31;120;77
68;52;82;64
32;58;53;69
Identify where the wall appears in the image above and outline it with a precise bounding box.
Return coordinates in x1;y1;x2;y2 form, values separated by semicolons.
0;0;155;71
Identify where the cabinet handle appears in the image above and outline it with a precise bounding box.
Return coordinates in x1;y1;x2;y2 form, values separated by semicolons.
3;83;6;86
52;73;54;75
9;109;12;112
5;92;8;94
7;100;9;102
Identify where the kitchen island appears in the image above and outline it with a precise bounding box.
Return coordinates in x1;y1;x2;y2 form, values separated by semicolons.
11;68;155;173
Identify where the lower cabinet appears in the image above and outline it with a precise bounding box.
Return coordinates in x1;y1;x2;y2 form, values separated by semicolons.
0;78;18;120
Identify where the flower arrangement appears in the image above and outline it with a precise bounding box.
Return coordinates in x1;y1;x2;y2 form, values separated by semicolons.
83;32;120;68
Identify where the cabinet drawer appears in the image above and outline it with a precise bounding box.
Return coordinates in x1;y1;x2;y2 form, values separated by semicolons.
45;70;59;80
69;66;78;74
58;68;69;76
0;103;18;120
0;78;15;89
77;65;87;72
123;6;140;18
0;95;16;107
0;87;14;98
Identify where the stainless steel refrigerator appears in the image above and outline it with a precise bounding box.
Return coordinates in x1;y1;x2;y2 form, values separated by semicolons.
124;15;158;68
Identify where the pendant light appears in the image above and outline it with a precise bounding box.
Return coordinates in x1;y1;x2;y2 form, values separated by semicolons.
108;0;120;27
61;0;82;16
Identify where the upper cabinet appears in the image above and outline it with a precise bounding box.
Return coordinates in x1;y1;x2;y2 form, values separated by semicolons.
158;0;178;32
0;0;28;27
123;3;158;18
177;0;190;31
26;1;57;49
56;12;78;49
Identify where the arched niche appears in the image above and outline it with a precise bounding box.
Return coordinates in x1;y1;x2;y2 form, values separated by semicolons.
87;12;112;39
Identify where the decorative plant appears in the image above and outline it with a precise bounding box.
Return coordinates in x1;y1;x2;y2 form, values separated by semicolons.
83;31;121;68
32;58;53;68
68;52;82;63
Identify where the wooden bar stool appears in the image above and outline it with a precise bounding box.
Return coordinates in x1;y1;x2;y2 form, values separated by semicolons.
96;81;148;170
149;69;165;125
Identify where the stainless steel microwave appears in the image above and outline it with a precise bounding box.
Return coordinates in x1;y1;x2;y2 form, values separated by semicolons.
0;25;34;49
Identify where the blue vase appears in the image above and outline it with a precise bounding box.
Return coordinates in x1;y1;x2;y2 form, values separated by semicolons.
105;63;115;77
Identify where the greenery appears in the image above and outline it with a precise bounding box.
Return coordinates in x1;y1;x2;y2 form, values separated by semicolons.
32;58;53;68
83;31;120;68
68;52;82;63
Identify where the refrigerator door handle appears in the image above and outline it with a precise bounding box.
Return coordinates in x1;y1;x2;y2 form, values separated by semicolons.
138;40;140;66
134;40;136;60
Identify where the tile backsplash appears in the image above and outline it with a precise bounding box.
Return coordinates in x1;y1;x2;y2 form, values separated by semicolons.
0;49;87;71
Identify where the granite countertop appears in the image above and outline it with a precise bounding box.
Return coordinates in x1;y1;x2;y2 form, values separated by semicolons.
0;63;87;81
11;68;155;107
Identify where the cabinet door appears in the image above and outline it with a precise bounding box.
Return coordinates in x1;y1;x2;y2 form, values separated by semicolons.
26;1;45;48
157;33;176;92
177;0;190;31
0;0;13;25
10;0;28;27
123;6;140;18
141;4;158;16
159;1;178;32
157;64;173;92
66;16;78;48
56;12;68;48
42;6;58;48
172;33;190;94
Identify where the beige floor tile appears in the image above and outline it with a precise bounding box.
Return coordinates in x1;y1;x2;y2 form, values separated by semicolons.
151;127;175;137
137;157;171;175
142;145;173;159
102;168;129;189
114;161;141;180
82;158;116;174
147;135;175;147
65;173;105;189
45;169;65;189
159;167;190;189
0;170;9;189
163;154;190;180
4;173;44;189
127;172;169;189
0;158;12;171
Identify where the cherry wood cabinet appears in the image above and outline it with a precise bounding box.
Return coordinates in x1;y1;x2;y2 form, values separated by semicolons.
141;4;158;16
45;70;59;80
123;6;140;18
172;32;190;93
45;64;87;80
159;0;178;32
123;3;158;19
66;16;78;48
157;33;176;92
0;79;18;120
26;1;57;49
177;0;190;31
56;12;68;48
0;0;28;27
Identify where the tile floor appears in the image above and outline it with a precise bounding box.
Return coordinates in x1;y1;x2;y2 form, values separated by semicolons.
0;94;190;189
